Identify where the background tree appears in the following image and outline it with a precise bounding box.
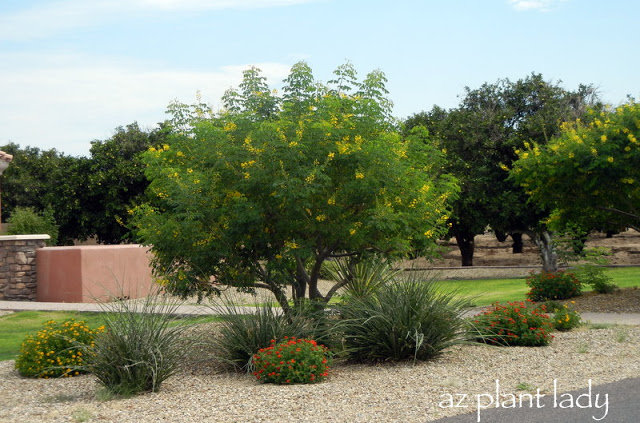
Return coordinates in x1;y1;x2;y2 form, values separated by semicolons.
77;122;169;244
406;74;600;270
512;100;640;234
133;62;458;311
2;123;166;244
0;143;84;244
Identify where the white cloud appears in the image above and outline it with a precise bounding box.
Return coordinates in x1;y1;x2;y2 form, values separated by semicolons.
0;52;291;156
508;0;567;12
0;0;321;41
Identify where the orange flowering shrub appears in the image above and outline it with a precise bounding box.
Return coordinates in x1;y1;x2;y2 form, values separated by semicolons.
252;337;332;384
472;300;554;347
526;270;581;301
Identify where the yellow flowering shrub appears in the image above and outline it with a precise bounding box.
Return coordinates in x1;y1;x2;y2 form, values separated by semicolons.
15;319;104;378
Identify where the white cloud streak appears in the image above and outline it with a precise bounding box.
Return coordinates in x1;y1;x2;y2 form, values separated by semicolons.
0;52;291;156
508;0;567;12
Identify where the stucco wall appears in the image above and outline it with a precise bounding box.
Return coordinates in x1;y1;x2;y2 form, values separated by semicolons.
36;245;155;303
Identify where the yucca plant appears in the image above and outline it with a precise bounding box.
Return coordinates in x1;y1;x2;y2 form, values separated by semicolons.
335;270;469;363
323;255;399;299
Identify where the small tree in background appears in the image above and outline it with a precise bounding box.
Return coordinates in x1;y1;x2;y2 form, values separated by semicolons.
6;206;59;245
133;62;458;311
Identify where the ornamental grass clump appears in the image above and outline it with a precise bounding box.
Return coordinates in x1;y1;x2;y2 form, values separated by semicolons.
526;270;581;301
251;337;332;384
80;292;194;396
336;271;469;363
15;319;104;378
472;300;554;347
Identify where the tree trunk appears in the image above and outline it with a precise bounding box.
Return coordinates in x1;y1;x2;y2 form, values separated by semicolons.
511;233;524;254
494;230;508;243
454;231;475;267
529;230;558;272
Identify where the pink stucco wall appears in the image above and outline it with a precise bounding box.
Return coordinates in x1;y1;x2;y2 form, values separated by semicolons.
36;245;155;302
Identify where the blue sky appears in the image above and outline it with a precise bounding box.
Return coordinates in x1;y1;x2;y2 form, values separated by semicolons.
1;0;638;157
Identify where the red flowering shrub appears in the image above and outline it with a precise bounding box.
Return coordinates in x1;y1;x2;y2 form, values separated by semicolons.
526;270;582;301
252;337;332;384
472;300;555;347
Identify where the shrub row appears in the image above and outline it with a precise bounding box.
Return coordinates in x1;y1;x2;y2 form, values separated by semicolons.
15;263;586;391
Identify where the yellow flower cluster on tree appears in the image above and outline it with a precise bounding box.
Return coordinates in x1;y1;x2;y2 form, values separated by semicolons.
511;100;640;232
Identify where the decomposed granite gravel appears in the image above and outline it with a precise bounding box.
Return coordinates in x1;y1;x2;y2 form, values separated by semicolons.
1;325;638;423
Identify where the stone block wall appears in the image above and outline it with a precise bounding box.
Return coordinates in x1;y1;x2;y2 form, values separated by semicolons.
0;235;50;301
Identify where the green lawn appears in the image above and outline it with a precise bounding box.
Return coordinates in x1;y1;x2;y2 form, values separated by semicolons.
434;266;640;307
0;310;219;362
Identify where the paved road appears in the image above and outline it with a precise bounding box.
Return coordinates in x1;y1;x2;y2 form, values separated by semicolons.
431;377;640;423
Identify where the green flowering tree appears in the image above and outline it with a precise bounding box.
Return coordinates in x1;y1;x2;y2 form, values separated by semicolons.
133;62;458;312
511;100;640;233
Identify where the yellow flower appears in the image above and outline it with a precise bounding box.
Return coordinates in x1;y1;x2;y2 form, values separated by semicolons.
355;171;364;179
327;197;336;205
600;135;607;142
607;156;614;163
284;240;299;249
349;228;356;235
315;214;326;222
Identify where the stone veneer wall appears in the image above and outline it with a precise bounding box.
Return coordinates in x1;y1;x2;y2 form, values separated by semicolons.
0;235;50;301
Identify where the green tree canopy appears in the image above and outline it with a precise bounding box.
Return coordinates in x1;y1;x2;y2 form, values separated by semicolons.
0;143;84;244
406;74;600;269
78;122;170;244
512;100;640;233
133;62;458;310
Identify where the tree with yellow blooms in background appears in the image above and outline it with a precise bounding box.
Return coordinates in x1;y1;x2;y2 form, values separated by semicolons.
511;99;640;235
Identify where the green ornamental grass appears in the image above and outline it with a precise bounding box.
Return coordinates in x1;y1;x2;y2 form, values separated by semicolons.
78;292;195;396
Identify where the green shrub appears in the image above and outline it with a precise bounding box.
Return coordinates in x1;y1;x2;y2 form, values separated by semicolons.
251;337;332;384
553;303;581;331
6;206;59;245
472;300;555;346
15;319;104;378
526;270;581;301
210;296;329;370
335;273;469;362
80;293;194;396
574;264;617;294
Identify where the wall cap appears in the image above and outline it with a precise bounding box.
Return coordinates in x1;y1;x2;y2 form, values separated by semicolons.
0;234;51;241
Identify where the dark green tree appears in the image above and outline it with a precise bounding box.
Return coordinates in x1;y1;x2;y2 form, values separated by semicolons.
406;74;600;270
78;122;170;244
0;143;85;244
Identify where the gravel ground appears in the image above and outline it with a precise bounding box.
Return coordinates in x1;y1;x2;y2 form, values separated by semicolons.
1;325;639;423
